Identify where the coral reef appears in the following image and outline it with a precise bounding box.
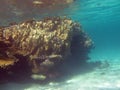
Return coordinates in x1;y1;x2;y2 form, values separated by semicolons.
0;17;93;82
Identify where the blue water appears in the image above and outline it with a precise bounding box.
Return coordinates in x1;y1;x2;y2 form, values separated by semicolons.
1;0;120;90
68;0;120;61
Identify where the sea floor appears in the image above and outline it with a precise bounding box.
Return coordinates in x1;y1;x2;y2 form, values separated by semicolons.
0;58;120;90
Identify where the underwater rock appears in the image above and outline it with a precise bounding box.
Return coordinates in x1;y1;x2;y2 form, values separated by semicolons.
0;16;93;81
31;74;46;80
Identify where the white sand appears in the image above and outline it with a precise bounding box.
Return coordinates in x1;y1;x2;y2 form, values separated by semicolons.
0;59;120;90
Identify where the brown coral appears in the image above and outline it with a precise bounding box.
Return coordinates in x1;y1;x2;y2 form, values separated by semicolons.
0;17;93;81
0;59;15;68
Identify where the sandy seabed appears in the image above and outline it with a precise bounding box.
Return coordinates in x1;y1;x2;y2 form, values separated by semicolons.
0;58;120;90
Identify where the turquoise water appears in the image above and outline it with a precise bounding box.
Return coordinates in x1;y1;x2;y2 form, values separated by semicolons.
69;0;120;60
0;0;120;90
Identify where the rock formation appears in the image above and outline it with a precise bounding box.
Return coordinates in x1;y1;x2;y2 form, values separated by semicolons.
0;17;93;82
